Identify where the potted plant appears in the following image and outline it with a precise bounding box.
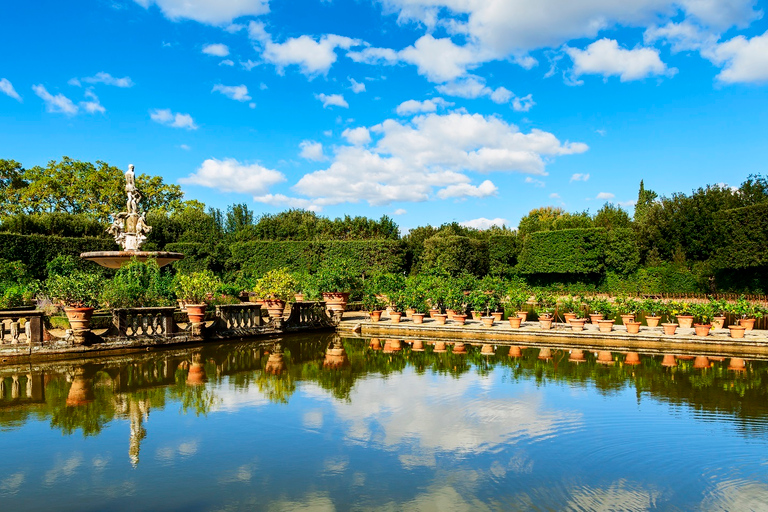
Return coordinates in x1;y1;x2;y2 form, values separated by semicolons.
660;302;678;335
444;281;467;325
176;270;221;324
595;301;616;333
692;302;714;337
558;295;580;324
47;271;101;330
388;289;406;324
641;298;663;328
615;296;638;325
585;297;610;324
708;298;727;330
535;292;556;330
505;287;530;324
361;293;386;322
254;268;296;318
673;300;694;329
313;258;361;315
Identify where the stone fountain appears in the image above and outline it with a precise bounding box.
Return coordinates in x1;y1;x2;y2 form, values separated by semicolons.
80;164;184;269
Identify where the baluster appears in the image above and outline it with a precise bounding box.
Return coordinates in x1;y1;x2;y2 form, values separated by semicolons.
0;322;5;344
10;321;19;344
11;375;19;399
141;314;149;335
156;314;164;335
131;314;139;336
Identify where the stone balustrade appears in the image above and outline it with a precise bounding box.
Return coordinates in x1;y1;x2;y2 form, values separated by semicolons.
215;304;263;331
285;301;333;329
111;307;176;337
0;310;44;345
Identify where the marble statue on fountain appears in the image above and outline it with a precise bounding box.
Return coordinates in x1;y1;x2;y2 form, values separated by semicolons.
108;164;153;251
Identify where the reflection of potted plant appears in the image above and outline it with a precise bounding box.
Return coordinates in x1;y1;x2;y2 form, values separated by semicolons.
254;268;296;318
47;271;101;330
177;270;221;324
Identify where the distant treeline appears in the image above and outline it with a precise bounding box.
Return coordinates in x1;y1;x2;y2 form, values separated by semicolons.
1;157;767;293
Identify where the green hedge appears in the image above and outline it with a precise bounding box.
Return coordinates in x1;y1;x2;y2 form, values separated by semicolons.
420;235;488;276
0;233;117;279
604;228;639;275
488;235;520;277
517;228;606;274
228;240;405;277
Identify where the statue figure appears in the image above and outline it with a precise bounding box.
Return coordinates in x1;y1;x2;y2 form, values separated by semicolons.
105;164;153;251
125;164;136;194
136;214;152;237
127;189;142;215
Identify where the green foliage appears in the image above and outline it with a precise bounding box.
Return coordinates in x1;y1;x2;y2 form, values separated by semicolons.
46;271;102;308
534;291;557;316
176;270;221;304
641;298;663;317
505;286;530;311
253;268;296;301
614;296;639;315
585;297;613;316
558;295;582;314
420;235;489;276
250;209;400;241
312;257;361;293
100;259;175;308
594;203;632;230
604;229;639;275
518;228;606;275
0;212;108;237
488;234;521;277
713;202;768;271
518;207;594;237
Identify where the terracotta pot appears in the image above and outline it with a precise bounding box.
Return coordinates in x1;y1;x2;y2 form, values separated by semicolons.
411;313;425;324
597;351;614;365
516;311;528;322
432;314;448;325
677;315;694;329
390;312;403;324
185;304;207;324
411;339;425;352
405;308;415;319
452;314;467;325
489;312;502;322
693;356;710;369
712;316;726;330
729;325;746;338
728;357;746;371
570;318;587;332
508;316;522;329
471;310;483;320
693;324;711;337
589;313;604;324
294;293;305;302
64;306;95;330
620;314;635;325
625;321;641;334
480;344;495;355
369;310;383;322
662;323;678;335
539;318;553;330
322;292;350;314
597;319;615;333
428;308;441;318
383;339;403;353
563;312;577;324
538;347;552;360
661;354;677;367
66;374;94;406
739;318;756;331
264;299;286;318
452;342;466;354
624;352;641;365
481;316;495;327
433;341;447;353
569;349;585;363
508;346;523;357
446;309;458;320
645;316;661;328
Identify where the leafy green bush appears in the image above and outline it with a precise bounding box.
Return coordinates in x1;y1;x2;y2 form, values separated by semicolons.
488;235;521;277
46;271;102;308
312;258;361;293
419;235;488;276
518;228;606;275
176;270;221;304
253;268;296;301
100;259;175;308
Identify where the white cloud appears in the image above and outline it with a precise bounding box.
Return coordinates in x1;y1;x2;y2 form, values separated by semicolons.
202;43;229;57
346;47;399;65
570;173;590;182
708;31;768;84
212;84;251;101
348;77;366;93
315;93;349;108
80;89;105;114
437;180;498;199
566;38;675;81
342;127;372;145
549;192;561;199
286;111;586;206
67;78;81;87
179;157;285;194
250;22;360;76
394;208;407;215
133;0;269;25
512;93;535;112
490;86;513;104
596;191;615;200
399;35;487;83
0;78;21;101
395;97;451;115
149;108;198;129
525;176;545;187
81;72;134;87
460;217;508;229
252;193;321;212
299;140;326;161
180;144;191;150
32;85;78;115
219;59;235;66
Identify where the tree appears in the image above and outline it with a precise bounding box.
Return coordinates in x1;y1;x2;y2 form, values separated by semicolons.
518;207;593;236
633;180;658;224
594;203;632;230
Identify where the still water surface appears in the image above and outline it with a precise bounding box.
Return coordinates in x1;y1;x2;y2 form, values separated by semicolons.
1;335;768;511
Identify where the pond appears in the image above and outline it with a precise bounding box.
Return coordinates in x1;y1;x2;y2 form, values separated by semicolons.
1;335;768;511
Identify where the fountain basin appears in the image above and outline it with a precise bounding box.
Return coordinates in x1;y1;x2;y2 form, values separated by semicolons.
80;251;184;269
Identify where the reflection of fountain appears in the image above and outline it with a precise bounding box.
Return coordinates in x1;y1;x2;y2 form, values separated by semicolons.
323;340;350;369
128;398;148;467
81;164;183;268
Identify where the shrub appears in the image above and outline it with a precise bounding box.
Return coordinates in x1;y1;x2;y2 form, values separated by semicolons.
176;270;221;304
518;228;606;275
100;259;175;308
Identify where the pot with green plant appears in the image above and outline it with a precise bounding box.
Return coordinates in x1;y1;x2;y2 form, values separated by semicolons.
177;270;221;324
254;268;297;318
444;281;467;325
642;298;663;328
314;259;361;315
615;296;638;325
732;297;763;331
595;301;616;333
692;302;714;336
47;271;101;331
362;293;386;322
585;297;608;324
661;302;678;335
673;301;695;329
535;292;556;329
506;287;530;323
558;295;581;324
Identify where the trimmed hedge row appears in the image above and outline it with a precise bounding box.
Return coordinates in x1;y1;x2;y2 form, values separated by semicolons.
0;233;117;279
517;228;607;274
488;235;520;277
228;240;405;277
420;235;489;276
714;202;768;270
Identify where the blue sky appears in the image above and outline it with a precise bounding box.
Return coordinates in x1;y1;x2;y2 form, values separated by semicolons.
1;0;767;231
